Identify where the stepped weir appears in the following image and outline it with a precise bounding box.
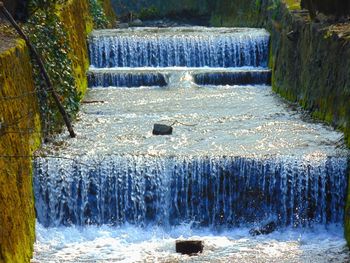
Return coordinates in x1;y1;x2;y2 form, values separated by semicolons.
32;27;349;262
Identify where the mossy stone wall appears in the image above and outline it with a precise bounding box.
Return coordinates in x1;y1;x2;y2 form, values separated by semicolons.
59;0;115;97
59;0;95;97
0;40;41;263
54;0;116;99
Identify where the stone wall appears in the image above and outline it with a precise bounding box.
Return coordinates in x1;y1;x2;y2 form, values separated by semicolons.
0;40;41;263
59;0;116;96
268;5;350;247
59;0;95;96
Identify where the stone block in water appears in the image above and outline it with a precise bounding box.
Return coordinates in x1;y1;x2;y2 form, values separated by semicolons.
176;240;203;255
152;124;173;135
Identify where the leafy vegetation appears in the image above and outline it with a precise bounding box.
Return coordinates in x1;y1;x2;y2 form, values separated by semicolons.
88;0;109;29
23;0;112;135
25;5;80;135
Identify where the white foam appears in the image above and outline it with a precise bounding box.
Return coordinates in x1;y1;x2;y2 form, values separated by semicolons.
32;223;349;263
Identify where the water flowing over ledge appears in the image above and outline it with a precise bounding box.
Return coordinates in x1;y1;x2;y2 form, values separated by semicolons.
88;71;168;87
193;70;271;86
88;27;270;68
34;154;347;228
87;68;272;88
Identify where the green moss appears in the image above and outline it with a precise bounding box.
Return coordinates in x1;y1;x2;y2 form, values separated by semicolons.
59;0;115;97
283;0;301;10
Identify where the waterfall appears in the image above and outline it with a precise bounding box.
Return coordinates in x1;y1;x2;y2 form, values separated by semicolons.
193;70;272;86
88;71;168;88
34;155;347;228
88;28;270;68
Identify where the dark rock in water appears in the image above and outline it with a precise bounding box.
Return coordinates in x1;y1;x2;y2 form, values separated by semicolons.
153;124;173;135
176;240;203;255
249;221;277;236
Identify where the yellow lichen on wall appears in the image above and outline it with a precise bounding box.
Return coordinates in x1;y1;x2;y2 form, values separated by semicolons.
58;0;116;98
0;39;41;263
283;0;301;10
58;0;94;97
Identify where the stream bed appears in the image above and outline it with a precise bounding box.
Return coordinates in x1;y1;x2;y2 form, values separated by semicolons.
32;27;349;262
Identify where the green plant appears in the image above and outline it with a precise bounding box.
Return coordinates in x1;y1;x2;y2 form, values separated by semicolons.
25;10;80;135
28;0;67;15
88;0;109;29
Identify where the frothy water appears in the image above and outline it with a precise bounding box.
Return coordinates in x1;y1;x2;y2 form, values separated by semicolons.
41;85;345;157
32;223;349;263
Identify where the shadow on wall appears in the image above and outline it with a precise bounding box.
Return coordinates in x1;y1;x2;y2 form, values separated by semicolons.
111;0;215;19
3;0;28;21
301;0;350;17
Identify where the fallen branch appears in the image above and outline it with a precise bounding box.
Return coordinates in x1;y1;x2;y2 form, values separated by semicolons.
0;2;76;138
170;120;197;127
81;100;105;104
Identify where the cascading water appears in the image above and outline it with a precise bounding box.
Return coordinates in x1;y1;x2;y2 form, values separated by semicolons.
35;155;347;228
32;27;349;262
88;28;269;68
87;70;168;87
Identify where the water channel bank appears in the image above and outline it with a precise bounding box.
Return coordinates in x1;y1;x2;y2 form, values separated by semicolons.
0;0;115;261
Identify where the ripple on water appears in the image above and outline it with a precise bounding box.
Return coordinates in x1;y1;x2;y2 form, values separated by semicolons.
41;85;347;159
